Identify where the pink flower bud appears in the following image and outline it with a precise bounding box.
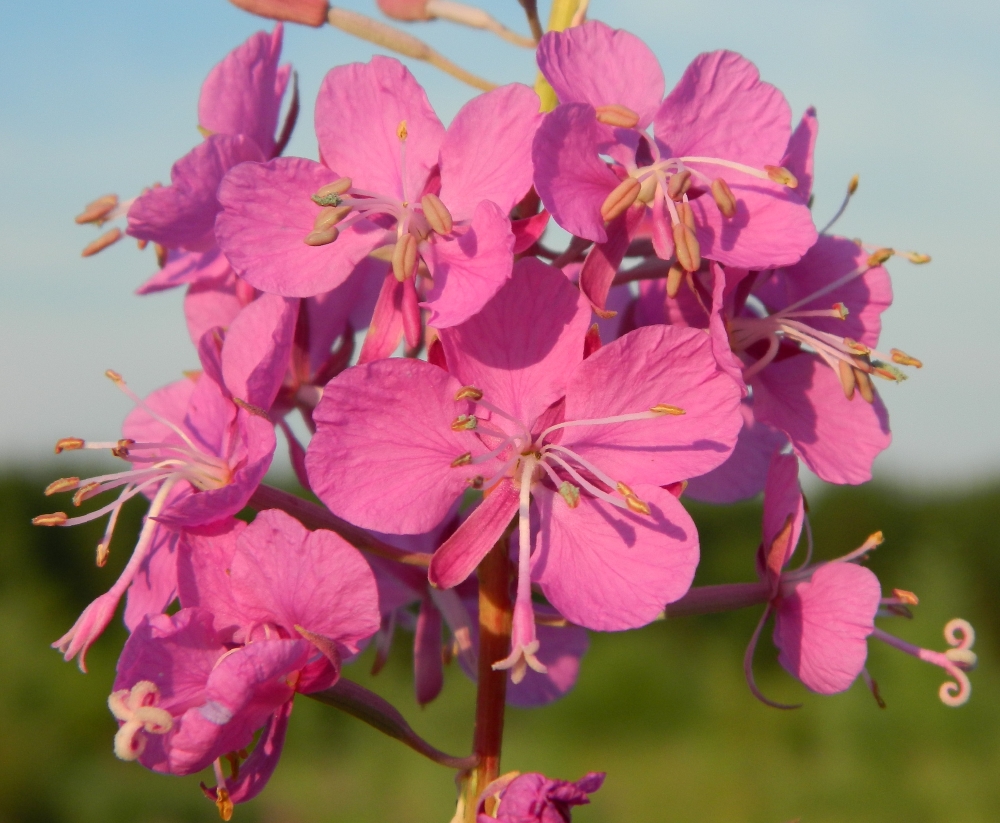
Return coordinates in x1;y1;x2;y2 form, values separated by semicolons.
228;0;329;27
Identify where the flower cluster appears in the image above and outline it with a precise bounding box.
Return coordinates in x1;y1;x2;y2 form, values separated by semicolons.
49;5;973;819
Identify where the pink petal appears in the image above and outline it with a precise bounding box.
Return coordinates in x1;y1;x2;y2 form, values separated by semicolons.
560;325;744;487
122;378;197;451
128;135;264;251
532;103;620;242
532;484;698;631
420;200;515;328
222;292;297;409
579;205;643;314
137;248;232;295
184;272;244;348
439;257;591;426
439;84;541;222
357;270;405;364
177;518;246;630
761;452;803;567
413;594;444;706
774;562;881;694
307;257;386;373
216;156;386;296
684;400;787;504
752;352;891;485
538;21;664;127
229;509;380;653
198;25;287;156
782;107;818;202
511;210;550;254
506;622;589;708
428;478;520;589
218;700;293;804
654;50;791;168
315;57;444;201
123;526;180;631
306;359;501;533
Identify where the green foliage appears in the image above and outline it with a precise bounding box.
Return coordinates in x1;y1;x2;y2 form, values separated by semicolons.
1;471;998;823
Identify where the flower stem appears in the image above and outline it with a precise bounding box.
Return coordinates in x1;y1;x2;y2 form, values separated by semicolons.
463;531;513;821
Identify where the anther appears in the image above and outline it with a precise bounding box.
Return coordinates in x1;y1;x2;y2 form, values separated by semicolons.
75;194;118;225
665;262;685;299
304;225;340;246
82;228;123;258
105;369;124;383
833;302;849;320
650;404;685;416
838;360;856;400
155;243;168;267
312;177;352;206
111;438;134;458
313;205;352;232
868;530;885;547
893;588;919;606
233;397;270;420
73;482;100;507
467;476;484;489
600;177;641;222
421;193;454;235
903;252;931;264
844;339;871;356
710;178;737;217
450;414;478;431
676;201;696;231
396;120;408;141
594;104;640;129
625;495;652;516
848;174;860;195
672;222;701;273
33;512;68;526
616;481;635;497
891;349;923;368
666;170;692;202
855;369;875;403
55;437;85;454
451;452;472;467
763;165;798;188
867;248;894;267
558;481;581;509
96;541;110;568
215;787;234;822
454;386;484;401
45;477;80;495
392;233;419;282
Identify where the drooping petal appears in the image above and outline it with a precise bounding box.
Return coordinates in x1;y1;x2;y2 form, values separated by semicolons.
222;292;298;410
128;135;265;252
228;509;380;654
537;21;665;128
579;205;644;315
506;622;590;708
439;258;591;427
216;156;386;296
217;700;293;804
773;562;881;694
761;452;803;569
137;248;233;295
654;50;791;168
560;325;743;487
420;200;515;328
356;270;405;363
533;103;620;243
413;593;444;706
183;272;245;346
306;359;500;533
198;25;287;157
123;525;180;631
782;106;818;202
752;352;891;485
532;484;698;631
439;84;541;222
315;56;444;202
428;478;520;589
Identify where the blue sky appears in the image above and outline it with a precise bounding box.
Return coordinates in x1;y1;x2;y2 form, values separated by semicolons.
1;0;998;484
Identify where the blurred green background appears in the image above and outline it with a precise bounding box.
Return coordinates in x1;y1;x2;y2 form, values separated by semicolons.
2;469;998;823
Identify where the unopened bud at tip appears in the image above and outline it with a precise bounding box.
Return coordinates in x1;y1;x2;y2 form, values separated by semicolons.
33;512;68;527
764;165;798;188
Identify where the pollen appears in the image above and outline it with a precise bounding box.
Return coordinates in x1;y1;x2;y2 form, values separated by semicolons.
763;165;798;188
624;495;652;516
558;481;581;509
451;414;478;431
451;452;472;467
396;120;408;141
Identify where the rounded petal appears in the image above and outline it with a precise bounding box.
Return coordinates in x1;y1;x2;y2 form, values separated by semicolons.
439;84;541;222
774;562;881;694
532;104;619;242
216;156;385;297
222;292;298;409
753;352;891;485
533;484;698;631
128;135;265;251
507;622;589;708
420;200;515;328
315;57;444;201
306;359;500;533
654;50;791;166
124;526;180;631
560;325;744;487
538;21;665;128
439;257;591;426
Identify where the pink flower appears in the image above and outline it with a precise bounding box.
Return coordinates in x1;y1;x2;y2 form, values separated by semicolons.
110;509;379;807
306;258;741;678
215;56;540;332
532;21;816;312
477;771;605;822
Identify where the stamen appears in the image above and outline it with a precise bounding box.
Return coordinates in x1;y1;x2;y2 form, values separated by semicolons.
75;194;119;225
451;414;477;431
838;360;857;400
855;369;875;403
558;481;580;509
893;588;919;605
891;349;923;368
650;404;685;416
594;104;640;128
392;233;419;281
312;177;352;205
537;407;671;441
82;228;123;258
710;178;737;218
763;165;798;188
304;225;339;246
73;482;101;506
420;193;453;235
819;174;859;234
314;205;352;232
33;512;68;526
55;437;85;453
45;477;80;495
867;248;894;267
601;177;641;222
454;386;484;401
105;371;203;455
666;170;692;202
451;452;472;467
672;219;700;272
902;251;931;264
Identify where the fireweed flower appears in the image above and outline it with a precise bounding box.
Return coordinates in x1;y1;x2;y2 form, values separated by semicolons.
35;294;295;669
306;258;742;679
111;509;379;811
215;56;540;336
744;453;977;707
532;21;817;313
476;771;605;823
